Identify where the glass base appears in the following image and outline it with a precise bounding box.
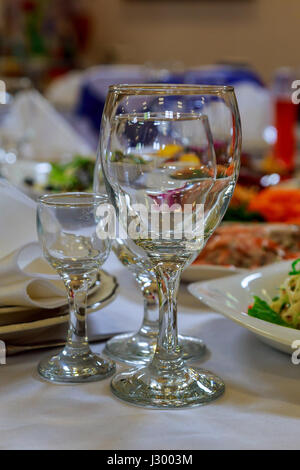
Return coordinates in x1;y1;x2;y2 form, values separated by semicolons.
38;347;116;384
103;332;206;365
111;365;225;409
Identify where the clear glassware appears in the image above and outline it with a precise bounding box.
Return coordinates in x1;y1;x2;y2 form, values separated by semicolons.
95;118;205;366
100;84;241;408
104;238;159;365
100;238;205;365
37;192;116;383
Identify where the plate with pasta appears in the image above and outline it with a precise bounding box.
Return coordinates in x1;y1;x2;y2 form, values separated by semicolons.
188;259;300;354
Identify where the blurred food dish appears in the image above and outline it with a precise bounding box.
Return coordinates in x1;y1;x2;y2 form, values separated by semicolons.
182;223;300;282
1;154;95;198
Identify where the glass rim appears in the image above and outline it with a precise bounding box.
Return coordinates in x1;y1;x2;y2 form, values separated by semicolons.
114;111;210;122
108;83;235;95
38;192;109;207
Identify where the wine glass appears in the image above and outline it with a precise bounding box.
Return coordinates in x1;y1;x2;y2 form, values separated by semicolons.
94;150;207;364
37;192;116;383
91;234;206;365
100;84;241;408
104;239;160;365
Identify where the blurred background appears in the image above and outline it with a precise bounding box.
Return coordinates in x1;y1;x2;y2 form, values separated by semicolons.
0;0;300;225
1;0;298;82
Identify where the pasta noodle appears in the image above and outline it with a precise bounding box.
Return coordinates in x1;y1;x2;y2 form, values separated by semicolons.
270;263;300;329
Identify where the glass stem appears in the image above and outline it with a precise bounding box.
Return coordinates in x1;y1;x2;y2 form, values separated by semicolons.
137;279;159;338
151;264;183;369
64;278;90;355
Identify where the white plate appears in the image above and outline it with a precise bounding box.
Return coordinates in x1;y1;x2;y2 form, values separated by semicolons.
0;270;118;343
188;261;300;354
1;160;52;199
181;264;245;283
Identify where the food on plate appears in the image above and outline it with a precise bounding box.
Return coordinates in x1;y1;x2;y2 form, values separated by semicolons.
111;146;206;170
193;223;300;269
230;184;259;208
111;150;146;165
156;144;183;158
178;153;200;164
223;204;264;222
248;188;300;224
248;259;300;329
111;143;237;175
160;145;204;167
171;167;212;180
224;186;300;223
223;184;264;222
24;155;95;192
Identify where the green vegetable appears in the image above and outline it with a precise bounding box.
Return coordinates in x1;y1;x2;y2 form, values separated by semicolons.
171;168;210;180
111;151;145;165
248;296;291;328
47;155;95;192
111;150;125;162
289;258;300;276
223;205;265;222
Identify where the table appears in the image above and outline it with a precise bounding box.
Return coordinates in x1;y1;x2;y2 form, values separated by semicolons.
1;255;300;450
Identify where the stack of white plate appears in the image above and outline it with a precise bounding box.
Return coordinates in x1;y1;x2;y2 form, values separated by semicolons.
0;270;118;354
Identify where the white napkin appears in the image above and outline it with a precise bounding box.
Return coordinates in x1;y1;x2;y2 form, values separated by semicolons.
45;70;83;110
0;90;92;162
0;179;66;309
0;178;37;257
234;82;272;151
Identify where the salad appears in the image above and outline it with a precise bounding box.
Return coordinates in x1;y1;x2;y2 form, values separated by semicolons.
248;259;300;329
24;155;95;192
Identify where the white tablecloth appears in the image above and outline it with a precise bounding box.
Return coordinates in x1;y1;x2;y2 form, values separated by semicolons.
1;255;300;450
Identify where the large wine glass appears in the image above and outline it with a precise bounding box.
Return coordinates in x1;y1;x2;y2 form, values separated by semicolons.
100;84;241;408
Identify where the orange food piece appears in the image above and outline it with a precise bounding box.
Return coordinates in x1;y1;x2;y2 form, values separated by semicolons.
217;163;235;177
249;188;300;223
261;152;287;175
230;184;258;207
178;153;200;164
156;144;183;158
